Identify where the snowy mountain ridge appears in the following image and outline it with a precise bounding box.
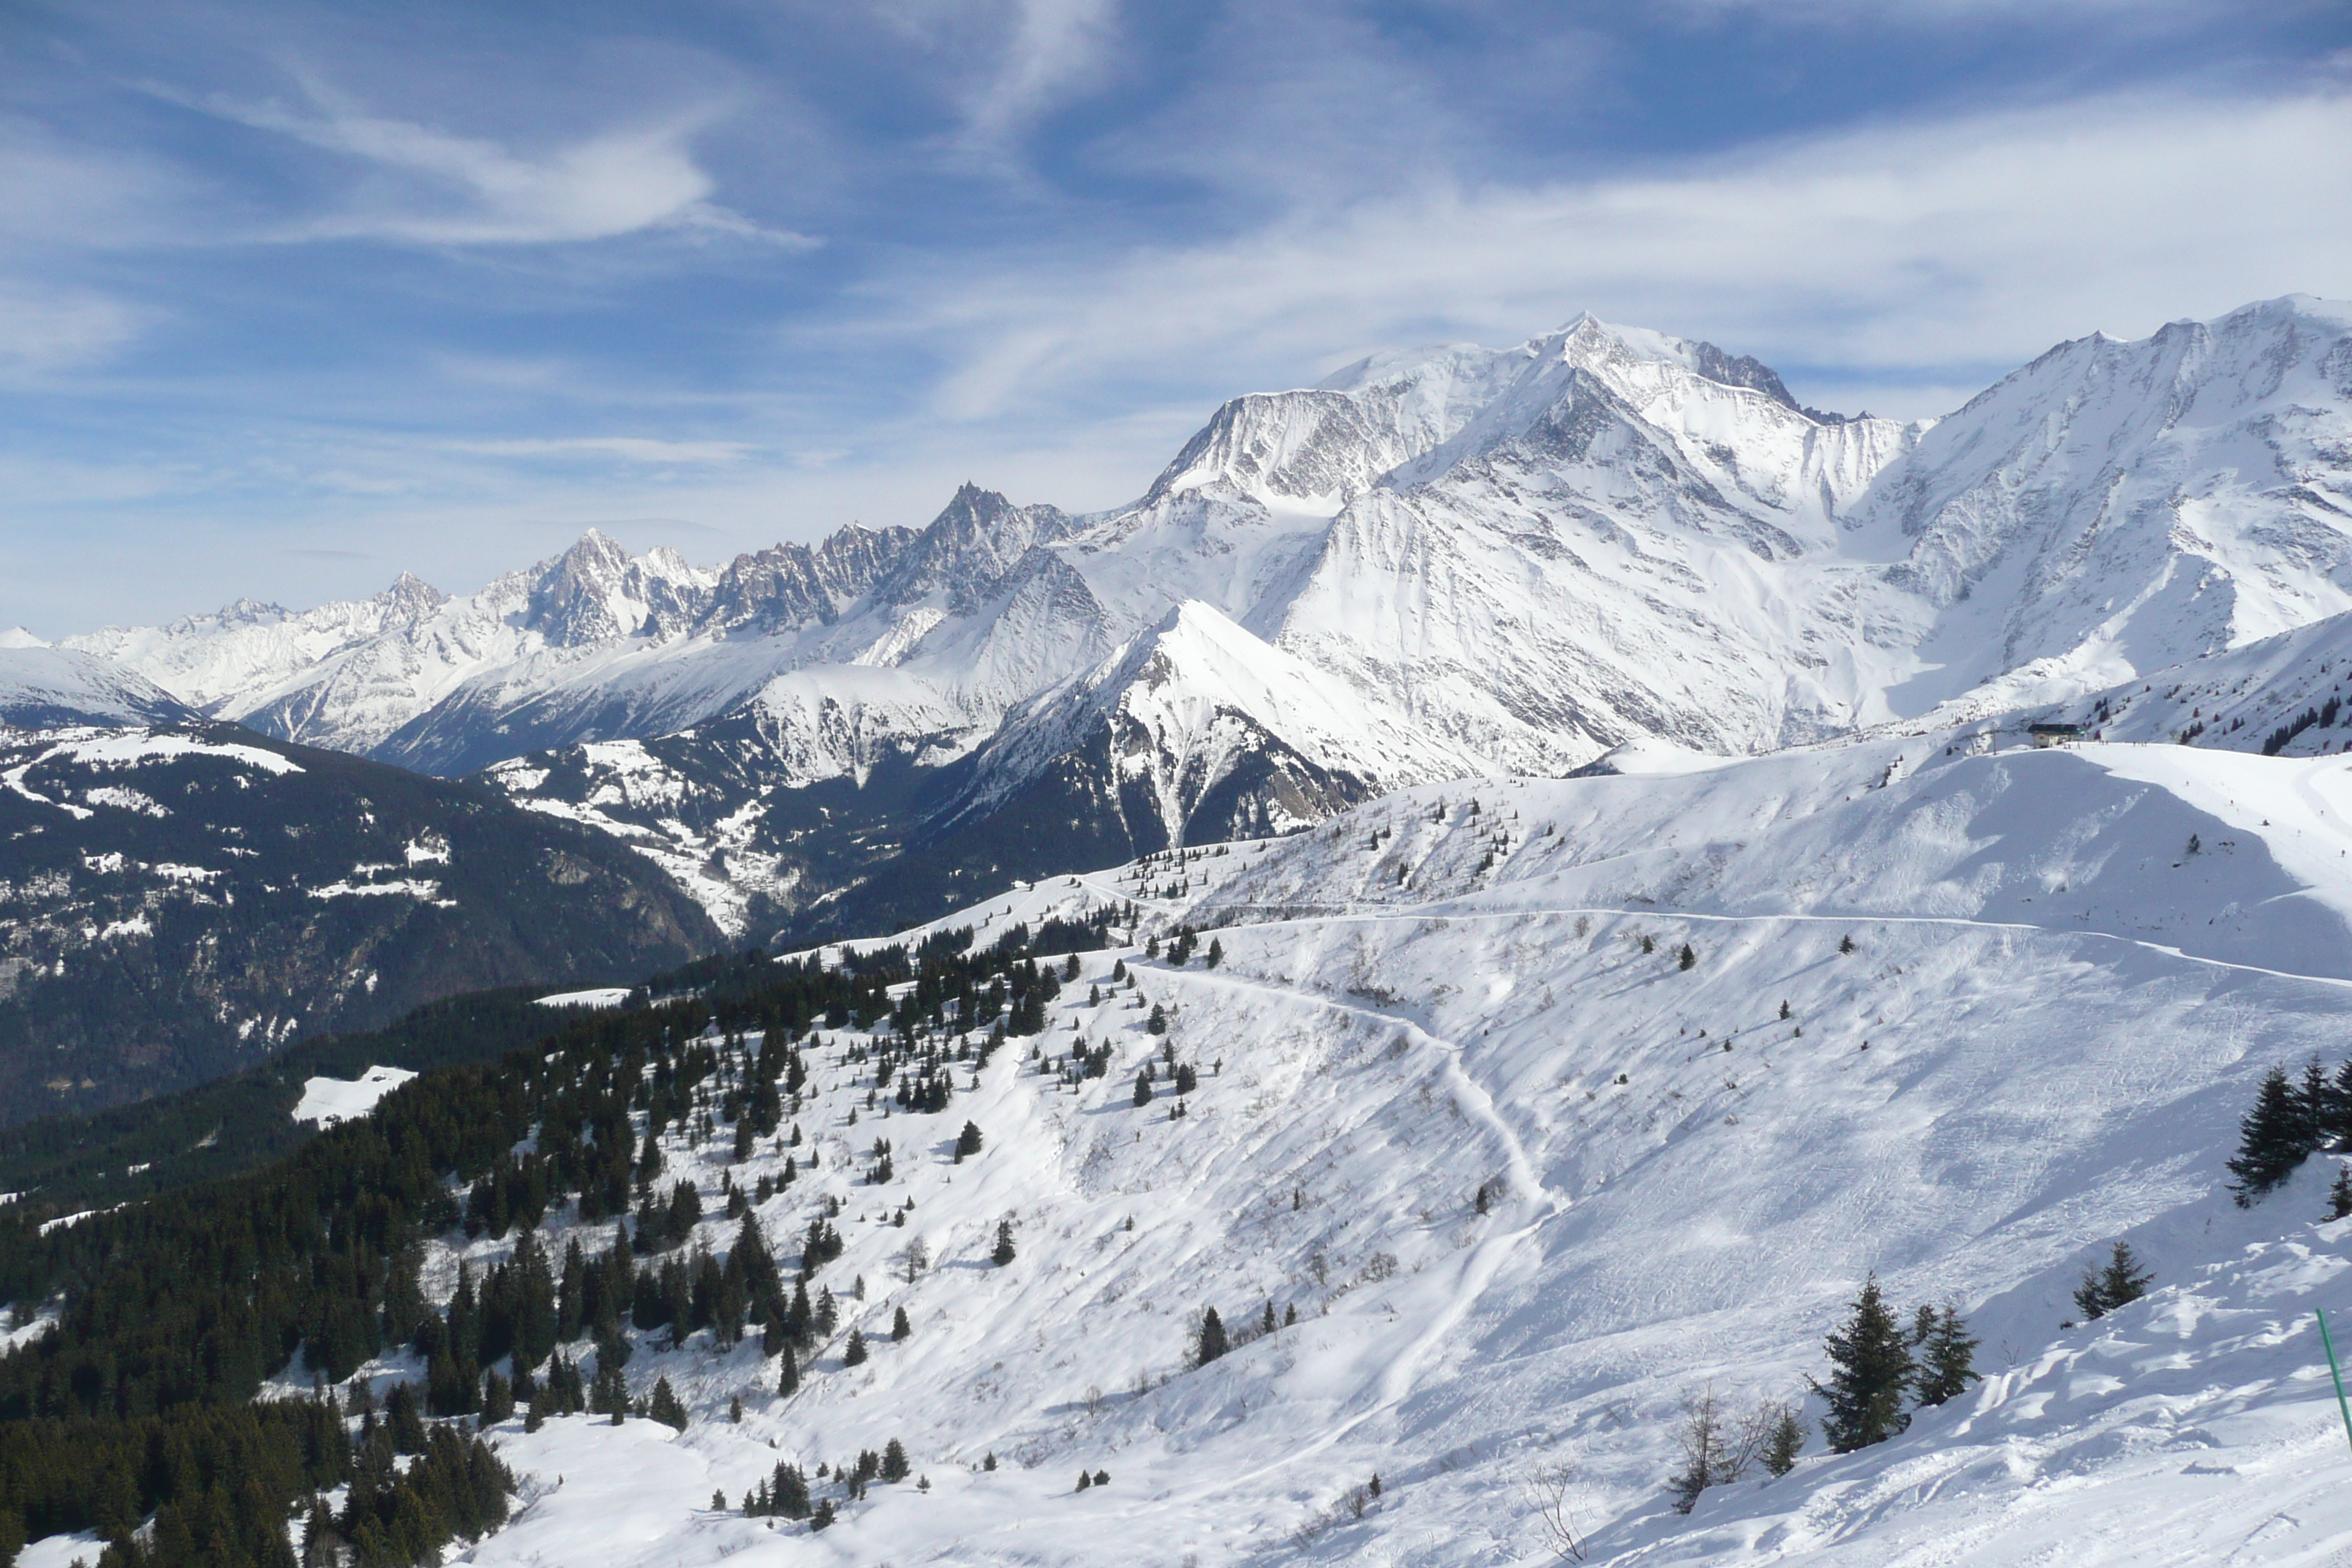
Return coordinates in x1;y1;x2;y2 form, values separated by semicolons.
49;295;2352;944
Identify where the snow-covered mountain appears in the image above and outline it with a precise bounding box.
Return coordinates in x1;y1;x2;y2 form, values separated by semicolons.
182;714;2352;1568
56;296;2352;942
0;630;197;728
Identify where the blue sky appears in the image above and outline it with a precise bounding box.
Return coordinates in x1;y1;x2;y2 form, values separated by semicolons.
3;0;2348;633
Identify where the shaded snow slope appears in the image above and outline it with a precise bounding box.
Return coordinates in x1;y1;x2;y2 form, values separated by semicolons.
325;728;2352;1567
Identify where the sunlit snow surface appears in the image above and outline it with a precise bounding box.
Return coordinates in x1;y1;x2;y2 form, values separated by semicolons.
532;987;633;1010
260;730;2333;1567
290;1066;417;1126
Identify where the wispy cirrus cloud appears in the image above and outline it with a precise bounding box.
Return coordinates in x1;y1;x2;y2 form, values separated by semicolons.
151;77;814;248
449;436;755;464
0;283;147;375
897;86;2352;422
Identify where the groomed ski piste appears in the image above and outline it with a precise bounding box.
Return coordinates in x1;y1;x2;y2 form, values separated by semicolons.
309;723;2352;1567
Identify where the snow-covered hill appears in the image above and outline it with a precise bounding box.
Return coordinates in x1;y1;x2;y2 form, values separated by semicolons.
283;722;2352;1568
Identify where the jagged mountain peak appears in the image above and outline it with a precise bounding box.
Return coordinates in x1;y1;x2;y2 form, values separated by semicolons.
373;571;446;617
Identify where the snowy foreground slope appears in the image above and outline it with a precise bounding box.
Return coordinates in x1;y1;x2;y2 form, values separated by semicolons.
332;728;2352;1567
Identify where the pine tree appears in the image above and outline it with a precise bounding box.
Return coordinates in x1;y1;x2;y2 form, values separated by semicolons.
1760;1403;1804;1477
881;1439;910;1482
1147;1003;1167;1036
1261;1300;1277;1335
1205;938;1224;970
810;1499;835;1531
1809;1275;1912;1452
2228;1063;2315;1205
992;1219;1017;1266
649;1376;689;1431
1677;943;1696;970
892;1306;911;1342
777;1346;799;1396
2072;1241;2153;1322
956;1120;984;1158
2329;1163;2352;1221
844;1329;867;1367
1912;1306;1980;1406
1134;1069;1153;1108
1196;1306;1228;1366
2303;1056;2333;1147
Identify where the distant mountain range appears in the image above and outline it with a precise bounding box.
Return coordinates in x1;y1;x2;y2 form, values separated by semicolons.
25;294;2352;949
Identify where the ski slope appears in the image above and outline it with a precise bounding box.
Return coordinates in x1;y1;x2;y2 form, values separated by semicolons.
325;728;2352;1567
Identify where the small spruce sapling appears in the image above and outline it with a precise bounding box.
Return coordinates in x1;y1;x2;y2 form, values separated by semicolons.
1809;1274;1912;1452
892;1305;911;1341
1196;1306;1229;1366
1677;943;1695;970
2071;1241;2153;1322
1760;1402;1804;1477
1912;1306;1980;1406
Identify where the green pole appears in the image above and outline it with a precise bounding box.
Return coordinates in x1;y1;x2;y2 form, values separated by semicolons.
2318;1307;2352;1460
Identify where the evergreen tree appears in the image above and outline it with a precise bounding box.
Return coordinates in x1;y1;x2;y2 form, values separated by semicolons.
2228;1063;2315;1205
649;1376;690;1431
1205;938;1224;970
1147;1003;1167;1035
1196;1306;1228;1366
1760;1404;1804;1477
844;1328;868;1367
881;1439;910;1482
892;1306;911;1341
810;1499;835;1531
956;1120;984;1158
1261;1300;1277;1335
2329;1163;2352;1221
2071;1241;2154;1322
1134;1070;1153;1108
777;1346;799;1397
1677;943;1696;970
2303;1056;2333;1147
1912;1306;1980;1406
1809;1275;1912;1452
992;1219;1017;1266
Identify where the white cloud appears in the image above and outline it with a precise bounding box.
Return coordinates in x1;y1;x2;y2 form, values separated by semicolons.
0;283;146;375
169;80;807;248
963;0;1118;145
450;437;755;464
884;86;2352;421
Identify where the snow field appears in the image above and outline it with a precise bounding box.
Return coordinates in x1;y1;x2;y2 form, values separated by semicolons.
291;1066;419;1127
342;729;2352;1565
